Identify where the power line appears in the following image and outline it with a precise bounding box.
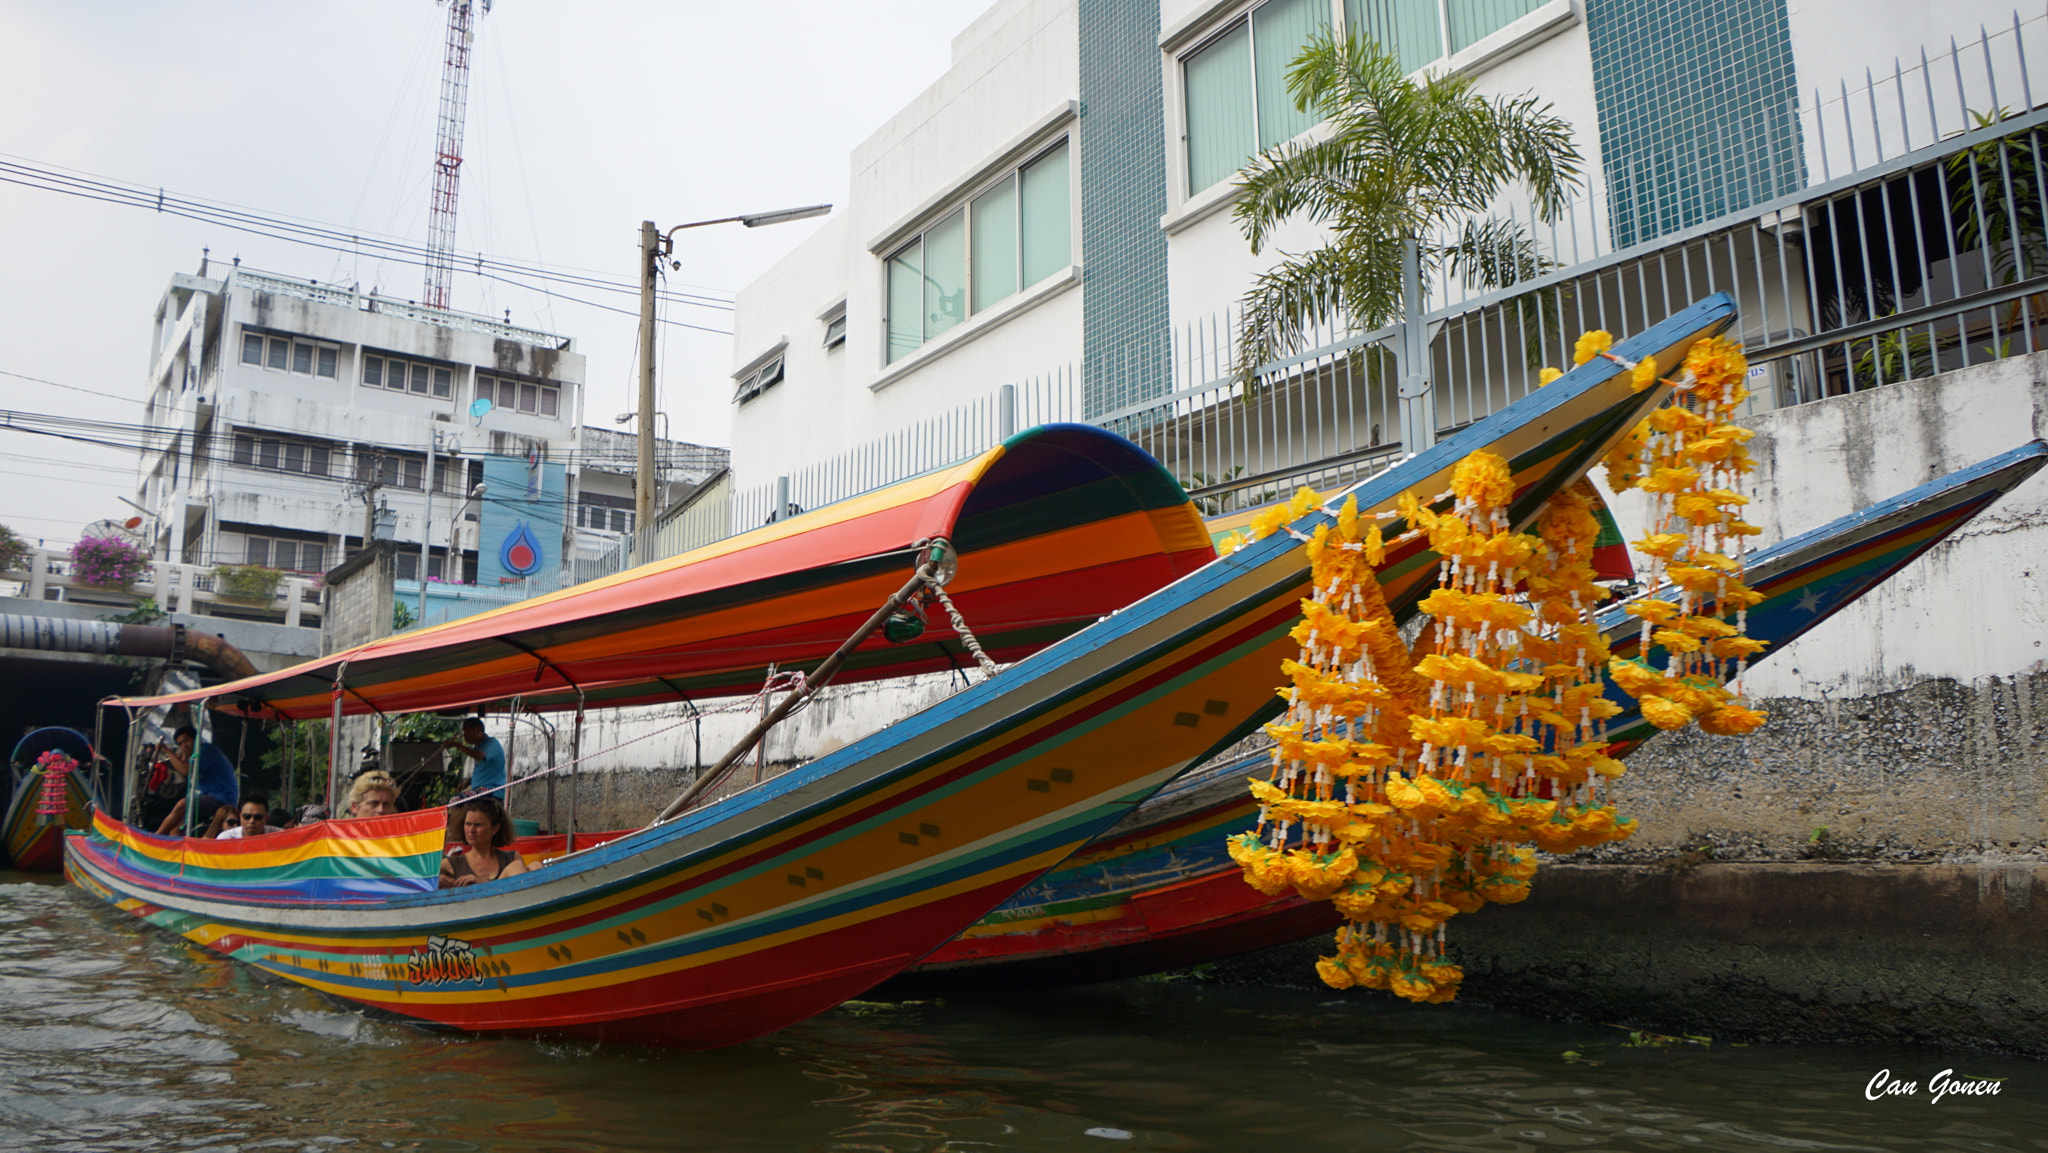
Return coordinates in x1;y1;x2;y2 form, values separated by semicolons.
0;156;743;329
0;368;142;404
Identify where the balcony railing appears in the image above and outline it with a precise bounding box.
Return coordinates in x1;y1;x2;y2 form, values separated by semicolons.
2;553;324;629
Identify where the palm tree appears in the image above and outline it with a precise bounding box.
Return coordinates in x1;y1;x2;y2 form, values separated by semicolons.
1231;31;1583;448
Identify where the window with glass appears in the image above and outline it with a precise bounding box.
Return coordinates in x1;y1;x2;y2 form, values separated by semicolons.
355;451;427;491
239;535;326;574
230;431;334;478
363;352;455;399
1183;0;1548;193
475;372;561;418
240;329;340;379
733;356;784;404
578;492;636;534
885;139;1072;364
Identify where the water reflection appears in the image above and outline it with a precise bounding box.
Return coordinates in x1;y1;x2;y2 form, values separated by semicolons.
3;874;2041;1152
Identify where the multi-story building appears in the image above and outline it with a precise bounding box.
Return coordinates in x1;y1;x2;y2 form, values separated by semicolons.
138;263;587;615
570;424;729;566
727;0;2035;510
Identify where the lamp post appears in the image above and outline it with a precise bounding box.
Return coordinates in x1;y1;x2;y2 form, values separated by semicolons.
635;203;831;563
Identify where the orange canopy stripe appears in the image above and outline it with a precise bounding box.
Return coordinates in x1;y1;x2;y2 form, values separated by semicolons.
114;425;1215;720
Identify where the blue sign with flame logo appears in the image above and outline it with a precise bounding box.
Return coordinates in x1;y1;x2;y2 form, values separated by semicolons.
499;520;544;577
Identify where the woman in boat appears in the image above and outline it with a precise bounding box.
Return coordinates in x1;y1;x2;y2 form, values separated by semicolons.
345;771;401;819
439;797;528;888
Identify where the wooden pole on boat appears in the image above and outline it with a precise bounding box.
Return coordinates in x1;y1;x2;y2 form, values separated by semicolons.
567;689;584;853
182;698;209;838
650;546;947;825
753;663;776;785
326;662;348;814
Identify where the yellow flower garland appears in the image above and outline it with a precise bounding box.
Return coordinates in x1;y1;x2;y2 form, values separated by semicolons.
1231;330;1768;1004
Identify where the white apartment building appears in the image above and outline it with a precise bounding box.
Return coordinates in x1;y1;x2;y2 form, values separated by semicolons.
571;423;729;563
139;263;586;604
728;0;2034;499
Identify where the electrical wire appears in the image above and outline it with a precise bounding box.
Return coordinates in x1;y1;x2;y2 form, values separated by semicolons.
0;156;741;326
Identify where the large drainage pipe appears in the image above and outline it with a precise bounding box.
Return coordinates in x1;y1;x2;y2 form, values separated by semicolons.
0;614;258;680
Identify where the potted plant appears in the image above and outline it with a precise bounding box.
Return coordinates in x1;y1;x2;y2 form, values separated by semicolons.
213;563;283;602
69;535;150;591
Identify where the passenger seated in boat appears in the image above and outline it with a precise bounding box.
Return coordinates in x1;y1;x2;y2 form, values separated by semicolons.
439;797;528;888
152;725;241;838
216;793;281;839
345;771;402;819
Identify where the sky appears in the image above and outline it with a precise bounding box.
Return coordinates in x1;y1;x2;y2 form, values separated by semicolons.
0;0;988;551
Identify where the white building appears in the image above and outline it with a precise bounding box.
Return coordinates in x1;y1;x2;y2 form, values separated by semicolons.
139;262;587;606
571;424;728;563
728;0;2037;501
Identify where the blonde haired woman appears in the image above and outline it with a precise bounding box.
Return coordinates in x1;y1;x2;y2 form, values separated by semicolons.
345;771;401;818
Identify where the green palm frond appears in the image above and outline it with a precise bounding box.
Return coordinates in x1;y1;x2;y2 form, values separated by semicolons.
1230;30;1584;387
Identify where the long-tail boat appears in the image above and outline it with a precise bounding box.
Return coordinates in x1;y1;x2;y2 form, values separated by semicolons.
4;726;98;872
885;439;2048;992
65;296;1736;1048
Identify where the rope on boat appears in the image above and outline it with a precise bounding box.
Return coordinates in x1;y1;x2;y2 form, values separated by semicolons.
931;583;999;679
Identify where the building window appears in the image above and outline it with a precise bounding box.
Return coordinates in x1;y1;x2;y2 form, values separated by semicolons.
475;372;560;418
231;431;334;477
364;353;456;399
394;548;455;583
1184;0;1329;194
240;328;340;378
578;492;636;534
355;451;426;491
733;355;784;404
822;306;848;350
239;535;325;574
885;139;1072;364
1181;0;1549;196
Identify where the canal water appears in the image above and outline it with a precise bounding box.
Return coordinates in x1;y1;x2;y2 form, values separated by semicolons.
3;873;2040;1152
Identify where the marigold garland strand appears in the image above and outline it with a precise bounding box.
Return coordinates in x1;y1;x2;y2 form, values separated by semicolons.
1228;331;1767;1003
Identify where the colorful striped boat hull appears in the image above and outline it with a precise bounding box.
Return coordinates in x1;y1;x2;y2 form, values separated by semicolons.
67;297;1735;1046
888;439;2048;992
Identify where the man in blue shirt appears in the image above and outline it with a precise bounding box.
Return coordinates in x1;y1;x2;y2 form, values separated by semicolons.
446;717;506;800
153;724;239;837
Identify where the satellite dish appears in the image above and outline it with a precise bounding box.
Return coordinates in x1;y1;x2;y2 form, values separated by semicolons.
469;398;493;426
86;518;143;542
123;516;144;530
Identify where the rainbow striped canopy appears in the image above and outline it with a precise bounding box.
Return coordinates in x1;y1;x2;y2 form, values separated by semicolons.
116;425;1215;720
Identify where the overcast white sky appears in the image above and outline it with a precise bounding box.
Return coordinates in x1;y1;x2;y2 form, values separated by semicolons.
0;1;988;550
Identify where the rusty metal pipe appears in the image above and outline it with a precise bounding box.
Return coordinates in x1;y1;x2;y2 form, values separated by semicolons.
0;614;256;679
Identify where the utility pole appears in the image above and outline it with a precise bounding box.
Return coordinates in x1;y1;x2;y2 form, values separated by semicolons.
632;204;829;564
634;220;659;564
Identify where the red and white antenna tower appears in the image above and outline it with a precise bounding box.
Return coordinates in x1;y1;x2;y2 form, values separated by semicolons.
425;0;490;310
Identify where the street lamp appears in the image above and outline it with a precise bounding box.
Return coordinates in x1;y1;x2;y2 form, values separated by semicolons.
634;204;832;562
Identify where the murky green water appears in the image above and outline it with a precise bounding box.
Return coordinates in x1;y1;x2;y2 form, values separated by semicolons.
3;873;2041;1152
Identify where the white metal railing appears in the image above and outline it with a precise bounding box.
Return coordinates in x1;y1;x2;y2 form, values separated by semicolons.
1;553;323;629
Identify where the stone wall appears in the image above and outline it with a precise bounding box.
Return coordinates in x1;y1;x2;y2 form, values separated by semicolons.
319;541;397;805
1591;354;2048;863
1212;861;2048;1056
